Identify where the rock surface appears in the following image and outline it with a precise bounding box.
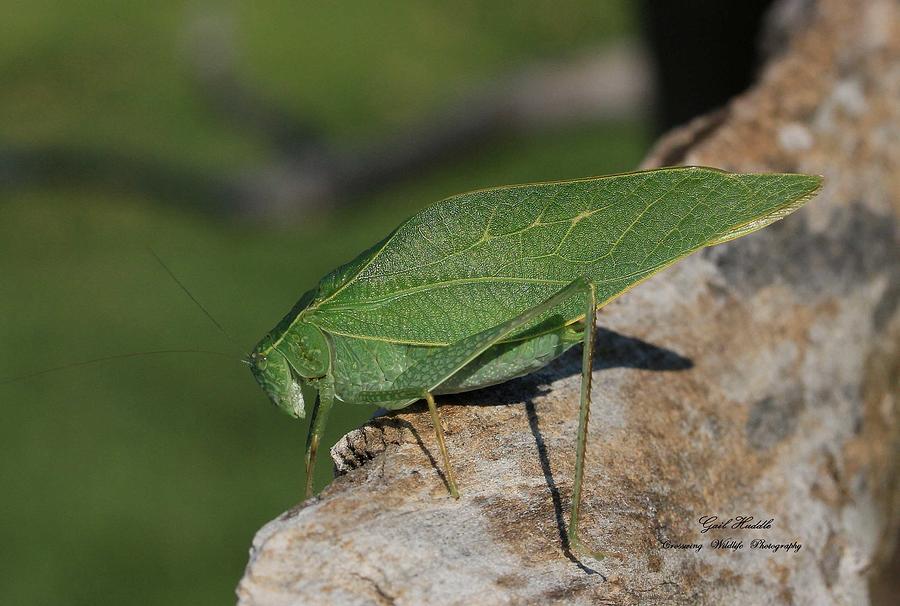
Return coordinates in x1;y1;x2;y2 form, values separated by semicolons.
237;1;900;603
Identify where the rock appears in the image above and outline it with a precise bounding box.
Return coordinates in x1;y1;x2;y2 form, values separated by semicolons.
237;0;900;603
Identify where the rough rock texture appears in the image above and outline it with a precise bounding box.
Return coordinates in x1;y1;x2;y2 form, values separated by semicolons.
237;1;899;604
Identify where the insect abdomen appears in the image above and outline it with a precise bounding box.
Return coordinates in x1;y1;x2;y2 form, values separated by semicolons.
327;325;582;405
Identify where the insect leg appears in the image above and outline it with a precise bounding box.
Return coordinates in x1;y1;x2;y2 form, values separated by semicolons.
424;392;460;498
359;277;597;507
567;280;607;560
304;382;334;499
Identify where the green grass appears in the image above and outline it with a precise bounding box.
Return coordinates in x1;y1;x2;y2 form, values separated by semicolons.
0;2;644;604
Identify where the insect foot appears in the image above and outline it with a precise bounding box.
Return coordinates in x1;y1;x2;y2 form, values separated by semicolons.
424;392;460;499
569;535;608;561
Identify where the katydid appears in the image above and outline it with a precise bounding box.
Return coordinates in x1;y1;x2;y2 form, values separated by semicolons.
249;166;822;559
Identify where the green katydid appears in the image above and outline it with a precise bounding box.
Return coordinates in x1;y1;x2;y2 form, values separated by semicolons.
249;166;821;558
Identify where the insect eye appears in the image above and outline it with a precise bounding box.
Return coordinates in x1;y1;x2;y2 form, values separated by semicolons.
254;355;268;370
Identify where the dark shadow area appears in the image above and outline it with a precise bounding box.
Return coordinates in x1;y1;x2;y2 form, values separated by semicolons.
640;0;776;133
525;399;604;576
870;539;900;606
373;327;692;569
439;327;694;408
518;328;691;571
363;416;455;497
593;327;694;372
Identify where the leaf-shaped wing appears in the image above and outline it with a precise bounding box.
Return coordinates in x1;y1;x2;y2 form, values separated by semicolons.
306;167;821;345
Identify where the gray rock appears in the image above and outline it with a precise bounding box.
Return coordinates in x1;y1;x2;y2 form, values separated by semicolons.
237;1;900;603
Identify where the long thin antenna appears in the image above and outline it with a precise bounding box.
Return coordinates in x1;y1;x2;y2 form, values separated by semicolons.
0;349;234;386
148;248;243;353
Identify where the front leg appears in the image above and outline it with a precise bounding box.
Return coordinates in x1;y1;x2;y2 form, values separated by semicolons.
304;377;334;499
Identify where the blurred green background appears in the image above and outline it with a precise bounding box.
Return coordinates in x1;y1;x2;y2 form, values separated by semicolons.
0;2;649;604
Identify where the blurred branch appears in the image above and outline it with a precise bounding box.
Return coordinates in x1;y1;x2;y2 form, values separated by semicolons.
0;144;229;210
220;41;653;220
183;4;653;220
0;15;652;222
